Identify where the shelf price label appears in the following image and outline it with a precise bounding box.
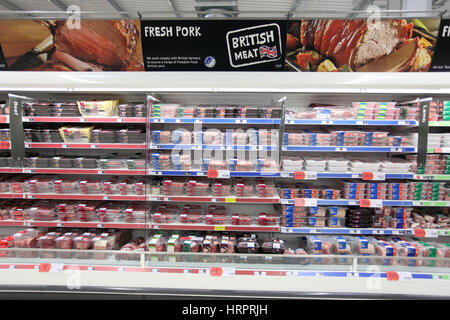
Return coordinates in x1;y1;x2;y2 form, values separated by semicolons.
417;175;435;180
225;197;236;203
214;226;226;231
362;172;385;181
356;120;369;125
413;229;426;237
370;200;383;208
207;170;230;179
294;198;317;207
398;272;413;281
424;229;438;238
210;267;223;277
294;171;317;180
359;199;371;208
335;147;347;151
280;172;293;178
386;271;399;281
0;141;10;149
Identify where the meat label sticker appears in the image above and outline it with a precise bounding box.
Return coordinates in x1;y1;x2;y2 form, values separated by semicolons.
226;23;283;68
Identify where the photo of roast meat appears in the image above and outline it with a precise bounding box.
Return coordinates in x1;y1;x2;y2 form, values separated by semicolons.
52;20;140;71
285;18;436;72
2;19;144;71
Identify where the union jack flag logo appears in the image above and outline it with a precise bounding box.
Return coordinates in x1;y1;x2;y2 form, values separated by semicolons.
259;45;278;58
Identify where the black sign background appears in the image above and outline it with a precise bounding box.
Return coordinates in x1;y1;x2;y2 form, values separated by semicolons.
429;19;450;72
140;20;286;71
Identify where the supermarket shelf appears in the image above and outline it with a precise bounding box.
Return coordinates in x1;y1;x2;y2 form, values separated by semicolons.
151;223;279;232
0;193;146;201
20;168;145;175
280;227;442;237
149;144;277;151
151;118;280;124
281;199;450;207
429;121;450;127
22;117;146;123
5;168;447;180
280;199;359;206
149;195;280;204
282;146;416;152
24;142;146;150
285;119;417;126
0;220;147;229
148;170;280;178
3;72;450;93
280;171;415;180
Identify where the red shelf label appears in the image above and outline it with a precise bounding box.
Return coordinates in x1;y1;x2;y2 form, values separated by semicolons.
386;271;399;281
207;170;218;178
210;267;223;277
413;229;426;237
0;141;10;149
0;116;7;123
360;199;370;207
362;172;374;180
38;263;51;273
294;171;306;180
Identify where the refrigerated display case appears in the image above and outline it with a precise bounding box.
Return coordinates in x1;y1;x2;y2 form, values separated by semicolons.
0;71;448;299
0;2;449;297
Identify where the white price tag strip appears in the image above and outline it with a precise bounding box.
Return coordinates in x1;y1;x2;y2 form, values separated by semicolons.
222;268;235;277
370;200;383;208
347;272;359;278
398;272;413;281
50;263;64;272
305;199;318;207
304;171;317;180
254;271;266;276
373;172;386;181
217;170;230;179
425;229;438;238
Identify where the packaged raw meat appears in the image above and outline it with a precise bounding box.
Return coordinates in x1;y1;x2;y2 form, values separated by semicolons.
237;236;260;253
307;236;332;254
371;238;397;256
77;100;118;117
79;178;103;194
308;206;327;217
28;204;56;221
261;239;285;254
231;213;254;225
327;217;346;228
348;236;375;255
98;204;124;222
257;213;279;226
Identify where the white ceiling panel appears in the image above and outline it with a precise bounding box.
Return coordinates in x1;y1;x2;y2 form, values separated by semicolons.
0;0;446;17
